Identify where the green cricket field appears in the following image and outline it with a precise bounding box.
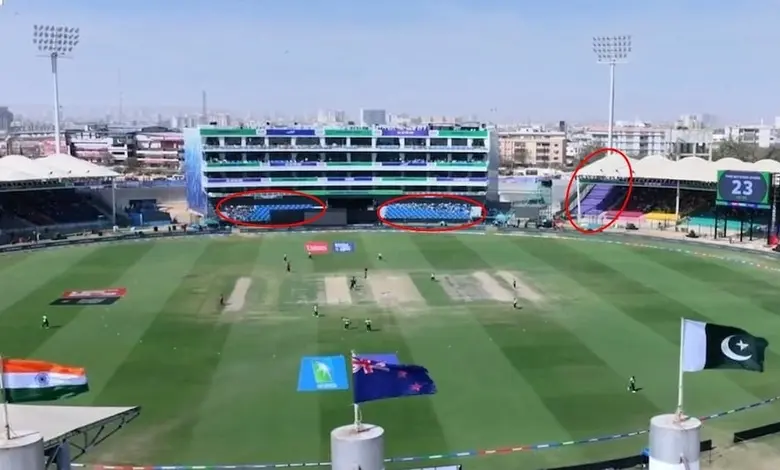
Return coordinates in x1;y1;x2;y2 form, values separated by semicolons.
1;231;779;469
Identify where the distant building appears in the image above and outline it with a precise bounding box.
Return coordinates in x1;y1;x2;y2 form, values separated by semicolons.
670;128;713;159
67;128;113;163
584;125;669;158
360;109;387;127
713;125;777;148
678;114;716;129
135;126;183;171
0;107;14;133
498;128;567;166
566;124;713;160
317;109;347;124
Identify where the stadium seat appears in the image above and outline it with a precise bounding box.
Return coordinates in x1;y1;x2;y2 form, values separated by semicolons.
221;204;318;222
126;199;172;226
0;190;109;228
605;210;644;219
645;212;678;222
381;202;473;221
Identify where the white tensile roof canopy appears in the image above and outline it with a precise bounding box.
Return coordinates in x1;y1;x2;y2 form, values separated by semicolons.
0;154;118;183
577;154;780;183
0;404;138;450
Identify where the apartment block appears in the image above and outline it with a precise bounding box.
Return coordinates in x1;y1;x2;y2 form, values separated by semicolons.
713;125;778;148
584;126;668;158
498;128;567;166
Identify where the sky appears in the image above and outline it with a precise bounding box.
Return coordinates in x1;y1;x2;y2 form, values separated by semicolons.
0;0;777;123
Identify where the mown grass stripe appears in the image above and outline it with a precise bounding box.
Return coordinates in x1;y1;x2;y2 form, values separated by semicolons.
92;240;262;464
628;247;780;408
402;235;580;468
509;240;667;433
34;240;212;406
188;240;323;464
408;234;492;271
0;243;154;358
646;247;780;319
560;241;763;417
515;237;780;429
0;245;100;317
0;251;32;273
529;240;694;342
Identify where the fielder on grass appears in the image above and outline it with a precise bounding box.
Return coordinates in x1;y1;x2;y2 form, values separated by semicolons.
628;376;637;393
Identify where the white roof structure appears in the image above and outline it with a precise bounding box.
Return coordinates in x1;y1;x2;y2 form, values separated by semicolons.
578;154;780;183
0;404;139;449
0;154;119;183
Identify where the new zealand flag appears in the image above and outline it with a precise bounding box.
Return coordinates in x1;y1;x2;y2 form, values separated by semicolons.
352;353;438;404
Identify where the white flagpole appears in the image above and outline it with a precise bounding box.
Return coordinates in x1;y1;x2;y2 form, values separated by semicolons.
350;350;362;432
676;318;685;419
0;356;11;439
353;403;362;431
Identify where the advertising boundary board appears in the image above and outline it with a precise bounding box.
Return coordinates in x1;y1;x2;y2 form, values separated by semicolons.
733;420;780;443
0;226;777;262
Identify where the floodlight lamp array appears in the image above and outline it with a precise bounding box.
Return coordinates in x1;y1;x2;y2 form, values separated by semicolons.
592;35;632;63
32;25;80;55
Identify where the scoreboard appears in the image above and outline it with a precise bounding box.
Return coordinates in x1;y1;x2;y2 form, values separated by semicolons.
716;170;772;209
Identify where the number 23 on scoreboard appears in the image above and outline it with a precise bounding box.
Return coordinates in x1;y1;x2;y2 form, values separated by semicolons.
731;179;753;196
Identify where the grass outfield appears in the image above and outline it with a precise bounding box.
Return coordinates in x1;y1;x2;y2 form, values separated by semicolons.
1;232;780;469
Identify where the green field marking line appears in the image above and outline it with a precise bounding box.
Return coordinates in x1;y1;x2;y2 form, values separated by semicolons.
71;394;780;469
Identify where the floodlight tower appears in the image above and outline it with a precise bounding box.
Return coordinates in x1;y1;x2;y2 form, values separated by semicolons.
33;24;80;155
592;35;632;153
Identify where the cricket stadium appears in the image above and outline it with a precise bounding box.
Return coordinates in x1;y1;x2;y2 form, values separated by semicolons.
1;128;780;470
182;123;502;226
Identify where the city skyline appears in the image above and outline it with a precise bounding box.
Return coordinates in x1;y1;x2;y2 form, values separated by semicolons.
0;0;777;122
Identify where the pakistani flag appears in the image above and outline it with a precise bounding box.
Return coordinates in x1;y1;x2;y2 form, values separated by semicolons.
682;319;768;372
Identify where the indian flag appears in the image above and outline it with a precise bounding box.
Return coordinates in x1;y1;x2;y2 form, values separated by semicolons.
2;359;89;403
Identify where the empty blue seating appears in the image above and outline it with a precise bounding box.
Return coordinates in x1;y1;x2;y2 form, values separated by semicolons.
221;204;317;222
382;202;472;220
127;199;171;226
